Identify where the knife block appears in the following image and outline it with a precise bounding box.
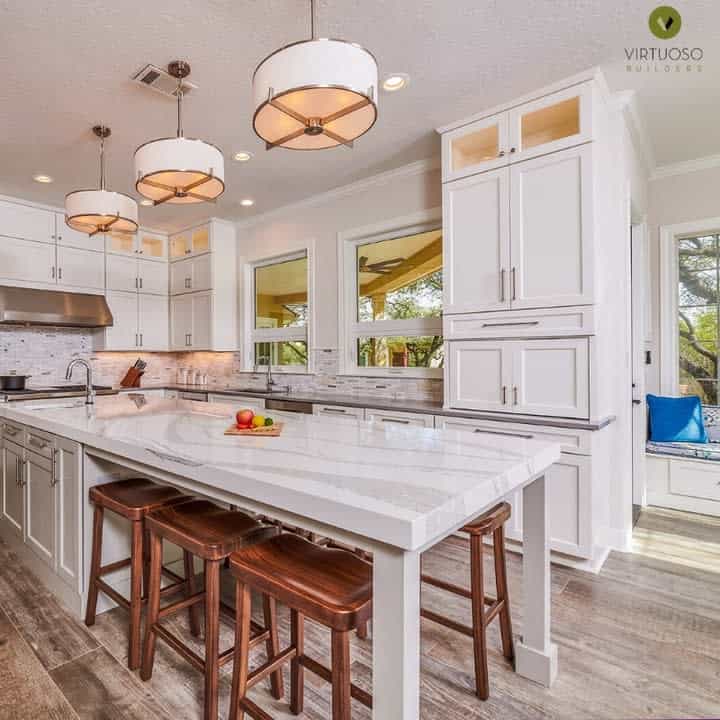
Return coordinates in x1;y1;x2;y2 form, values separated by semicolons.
120;367;144;388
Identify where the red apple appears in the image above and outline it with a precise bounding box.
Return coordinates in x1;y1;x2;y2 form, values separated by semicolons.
236;409;254;427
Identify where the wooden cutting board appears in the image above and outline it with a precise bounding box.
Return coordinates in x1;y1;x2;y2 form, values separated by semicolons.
224;422;284;437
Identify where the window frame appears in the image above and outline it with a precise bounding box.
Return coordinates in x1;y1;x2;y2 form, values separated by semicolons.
242;245;314;373
660;216;720;396
337;208;443;378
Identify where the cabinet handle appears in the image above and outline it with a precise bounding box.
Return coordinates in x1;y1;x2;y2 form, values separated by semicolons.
14;457;19;485
498;150;506;157
321;407;348;414
188;333;192;346
135;333;139;347
510;147;517;153
139;333;143;347
513;386;518;405
380;417;410;425
50;448;59;487
139;277;143;289
511;267;517;300
482;321;539;328
500;269;505;302
58;267;62;280
502;385;507;405
4;425;19;436
19;459;27;487
28;436;48;450
51;266;56;280
135;277;138;290
473;428;533;440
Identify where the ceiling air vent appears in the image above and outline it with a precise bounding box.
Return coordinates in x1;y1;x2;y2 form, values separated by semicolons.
131;64;198;98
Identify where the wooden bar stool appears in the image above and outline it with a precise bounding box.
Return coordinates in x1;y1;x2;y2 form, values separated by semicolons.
85;478;195;670
140;499;283;720
228;533;373;720
421;501;514;700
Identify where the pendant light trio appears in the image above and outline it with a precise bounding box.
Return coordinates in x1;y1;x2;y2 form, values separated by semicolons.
65;0;379;235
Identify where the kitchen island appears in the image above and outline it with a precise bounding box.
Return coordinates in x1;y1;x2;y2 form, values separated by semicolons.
0;395;561;720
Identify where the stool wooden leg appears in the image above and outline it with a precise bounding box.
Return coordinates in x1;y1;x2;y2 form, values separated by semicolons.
140;532;163;681
229;581;252;720
183;550;202;638
290;609;304;715
204;559;221;720
331;629;351;720
262;594;284;699
142;526;151;600
84;505;104;627
128;519;144;670
493;525;514;662
470;534;489;700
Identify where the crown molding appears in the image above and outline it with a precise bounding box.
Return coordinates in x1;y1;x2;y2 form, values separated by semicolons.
612;90;656;179
651;152;720;181
234;156;441;230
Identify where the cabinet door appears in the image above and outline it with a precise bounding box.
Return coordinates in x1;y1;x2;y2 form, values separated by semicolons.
170;257;193;295
55;437;82;591
25;451;56;569
170;294;193;349
138;258;168;295
56;214;104;252
138;294;169;351
105;231;138;256
191;254;212;291
190;225;211;255
105;291;139;350
441;113;509;182
313;405;365;421
0;200;55;243
446;340;512;412
190;293;212;349
57;246;105;290
1;440;24;538
444;169;510;314
365;409;434;428
106;254;139;293
138;230;167;260
169;231;190;259
509;144;593;309
507;82;593;163
510;338;589;419
0;236;56;284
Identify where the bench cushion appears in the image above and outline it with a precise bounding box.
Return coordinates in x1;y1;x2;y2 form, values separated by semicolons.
647;394;707;443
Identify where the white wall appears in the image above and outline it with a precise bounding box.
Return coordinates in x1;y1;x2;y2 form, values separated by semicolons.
646;164;720;394
235;161;442;350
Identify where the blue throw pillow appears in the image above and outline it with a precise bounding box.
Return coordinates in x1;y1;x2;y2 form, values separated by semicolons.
646;394;708;443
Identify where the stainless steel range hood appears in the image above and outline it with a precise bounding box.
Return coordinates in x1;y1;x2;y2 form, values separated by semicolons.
0;286;113;328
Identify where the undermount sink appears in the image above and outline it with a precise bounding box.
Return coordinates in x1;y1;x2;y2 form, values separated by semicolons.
23;401;87;411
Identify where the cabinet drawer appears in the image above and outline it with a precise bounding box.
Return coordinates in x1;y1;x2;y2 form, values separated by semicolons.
208;393;266;409
669;460;720;502
435;415;591;454
178;391;208;402
25;428;55;459
2;421;24;442
313;405;365;421
366;409;434;428
444;306;594;339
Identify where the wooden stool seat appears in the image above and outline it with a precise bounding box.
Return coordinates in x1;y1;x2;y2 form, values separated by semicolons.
462;501;512;535
228;534;373;720
141;502;282;720
89;478;189;520
230;533;372;632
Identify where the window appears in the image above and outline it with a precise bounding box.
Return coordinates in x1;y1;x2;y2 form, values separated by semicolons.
678;234;720;403
248;251;310;371
340;212;443;377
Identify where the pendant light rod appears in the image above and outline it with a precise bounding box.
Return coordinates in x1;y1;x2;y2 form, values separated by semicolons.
168;60;191;138
92;125;111;191
310;0;316;39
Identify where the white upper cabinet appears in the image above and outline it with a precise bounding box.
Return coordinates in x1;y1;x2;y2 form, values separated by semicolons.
509;144;593;309
104;291;140;350
138;258;168;295
106;229;168;261
55;213;105;252
169;224;210;260
0;200;55;243
443;169;510;314
170;254;212;295
0;236;56;285
170;294;193;349
56;246;105;290
106;254;138;293
138;294;169;350
442;113;509;182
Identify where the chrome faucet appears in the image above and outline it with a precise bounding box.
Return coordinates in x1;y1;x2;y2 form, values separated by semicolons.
256;362;289;394
65;359;95;405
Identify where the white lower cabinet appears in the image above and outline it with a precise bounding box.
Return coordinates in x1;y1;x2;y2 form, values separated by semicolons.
24;448;56;569
365;408;434;428
1;438;24;539
208;393;266;409
313;404;365;421
55;436;82;591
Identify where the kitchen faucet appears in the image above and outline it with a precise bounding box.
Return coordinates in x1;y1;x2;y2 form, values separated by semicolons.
257;362;289;394
65;359;95;405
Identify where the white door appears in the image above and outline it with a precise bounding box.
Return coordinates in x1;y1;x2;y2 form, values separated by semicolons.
57;246;105;289
191;254;212;292
138;294;169;351
511;338;590;419
0;236;57;284
105;291;139;350
170;257;193;295
1;440;24;538
55;437;82;591
138;258;168;295
444;169;511;314
106;254;139;293
56;214;104;252
0;200;55;243
170;294;193;349
446;340;512;412
25;450;56;568
510;144;593;309
191;292;212;349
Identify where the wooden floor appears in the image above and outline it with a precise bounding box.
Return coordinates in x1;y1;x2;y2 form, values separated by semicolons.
1;506;720;719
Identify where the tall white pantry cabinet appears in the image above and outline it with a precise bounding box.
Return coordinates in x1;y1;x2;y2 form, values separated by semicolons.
438;69;627;567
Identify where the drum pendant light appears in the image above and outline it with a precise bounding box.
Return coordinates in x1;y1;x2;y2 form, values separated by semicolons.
134;61;225;205
252;0;378;150
65;126;138;236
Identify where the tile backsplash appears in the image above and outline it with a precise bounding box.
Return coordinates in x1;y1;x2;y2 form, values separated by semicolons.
0;327;442;401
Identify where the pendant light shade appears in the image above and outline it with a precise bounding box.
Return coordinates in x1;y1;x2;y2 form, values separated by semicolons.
134;61;225;205
252;1;378;150
65;126;138;236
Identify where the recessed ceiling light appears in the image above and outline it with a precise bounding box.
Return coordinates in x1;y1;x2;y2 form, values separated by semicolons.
234;151;253;162
240;198;255;207
140;199;154;206
382;73;409;92
33;174;53;183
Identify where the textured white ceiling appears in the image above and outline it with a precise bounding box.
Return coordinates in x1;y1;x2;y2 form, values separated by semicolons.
1;0;719;231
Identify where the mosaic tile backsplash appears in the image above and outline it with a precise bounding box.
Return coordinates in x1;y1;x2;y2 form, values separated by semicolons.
0;327;442;401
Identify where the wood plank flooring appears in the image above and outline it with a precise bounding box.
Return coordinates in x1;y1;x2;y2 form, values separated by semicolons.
1;506;719;719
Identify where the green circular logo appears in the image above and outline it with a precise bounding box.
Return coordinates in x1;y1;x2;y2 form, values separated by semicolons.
649;6;682;39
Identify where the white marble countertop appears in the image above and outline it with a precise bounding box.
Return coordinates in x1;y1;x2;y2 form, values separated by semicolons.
1;395;561;551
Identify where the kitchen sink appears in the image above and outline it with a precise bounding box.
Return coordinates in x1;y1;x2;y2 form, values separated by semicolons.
23;401;87;410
